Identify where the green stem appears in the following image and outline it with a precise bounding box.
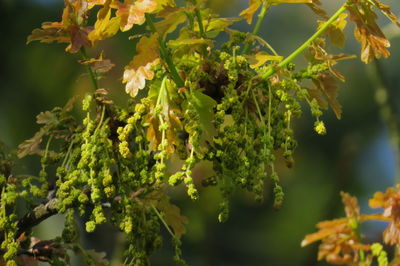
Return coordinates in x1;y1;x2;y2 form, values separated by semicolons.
151;205;175;239
145;14;185;88
195;8;205;37
261;4;347;79
80;47;99;91
242;3;270;54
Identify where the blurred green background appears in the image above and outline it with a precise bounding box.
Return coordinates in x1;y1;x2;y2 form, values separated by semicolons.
1;0;400;265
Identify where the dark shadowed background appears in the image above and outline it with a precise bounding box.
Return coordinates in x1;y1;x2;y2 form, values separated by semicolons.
1;0;400;265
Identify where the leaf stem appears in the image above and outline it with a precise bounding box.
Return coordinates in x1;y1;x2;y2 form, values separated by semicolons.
151;205;175;239
80;47;99;91
145;14;185;88
261;4;347;79
242;3;270;54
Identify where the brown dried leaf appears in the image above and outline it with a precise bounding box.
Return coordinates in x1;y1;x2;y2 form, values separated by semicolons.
17;130;45;158
307;0;327;19
347;3;391;63
370;0;400;27
318;13;347;48
313;72;342;119
79;52;115;74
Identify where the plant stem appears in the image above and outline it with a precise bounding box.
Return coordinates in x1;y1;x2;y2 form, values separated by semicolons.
261;4;347;79
80;47;99;91
145;14;185;88
195;8;205;37
242;3;270;55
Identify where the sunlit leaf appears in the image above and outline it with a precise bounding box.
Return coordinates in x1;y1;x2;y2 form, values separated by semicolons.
88;1;121;44
341;191;360;218
113;0;158;32
240;0;262;24
123;34;160;97
247;51;282;68
27;1;92;53
301;225;345;247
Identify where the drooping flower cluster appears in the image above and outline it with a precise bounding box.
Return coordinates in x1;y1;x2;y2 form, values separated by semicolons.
0;0;398;264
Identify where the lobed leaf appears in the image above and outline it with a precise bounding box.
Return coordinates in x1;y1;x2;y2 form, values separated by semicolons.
88;1;121;44
346;2;391;63
123;33;160;97
318;13;348;48
247;51;282;68
157;194;188;238
113;0;158;32
240;0;262;24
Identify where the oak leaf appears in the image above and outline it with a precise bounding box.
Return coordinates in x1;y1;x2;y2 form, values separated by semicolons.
88;1;121;44
113;0;158;32
318;13;348;48
123;33;160;97
346;2;391;63
155;7;188;38
307;0;327;19
240;0;262;24
157;194;188;238
27;0;92;53
246;51;282;68
302;192;369;265
369;185;400;245
78;52;115;74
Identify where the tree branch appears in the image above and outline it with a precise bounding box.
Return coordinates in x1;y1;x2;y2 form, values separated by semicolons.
15;198;59;239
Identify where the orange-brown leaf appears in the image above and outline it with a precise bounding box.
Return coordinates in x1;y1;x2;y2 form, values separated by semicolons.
341;191;360;218
318;13;347;48
113;0;158;32
301;226;345;247
313;72;342;119
307;0;327;19
370;0;400;27
347;3;391;63
79;52;115;74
